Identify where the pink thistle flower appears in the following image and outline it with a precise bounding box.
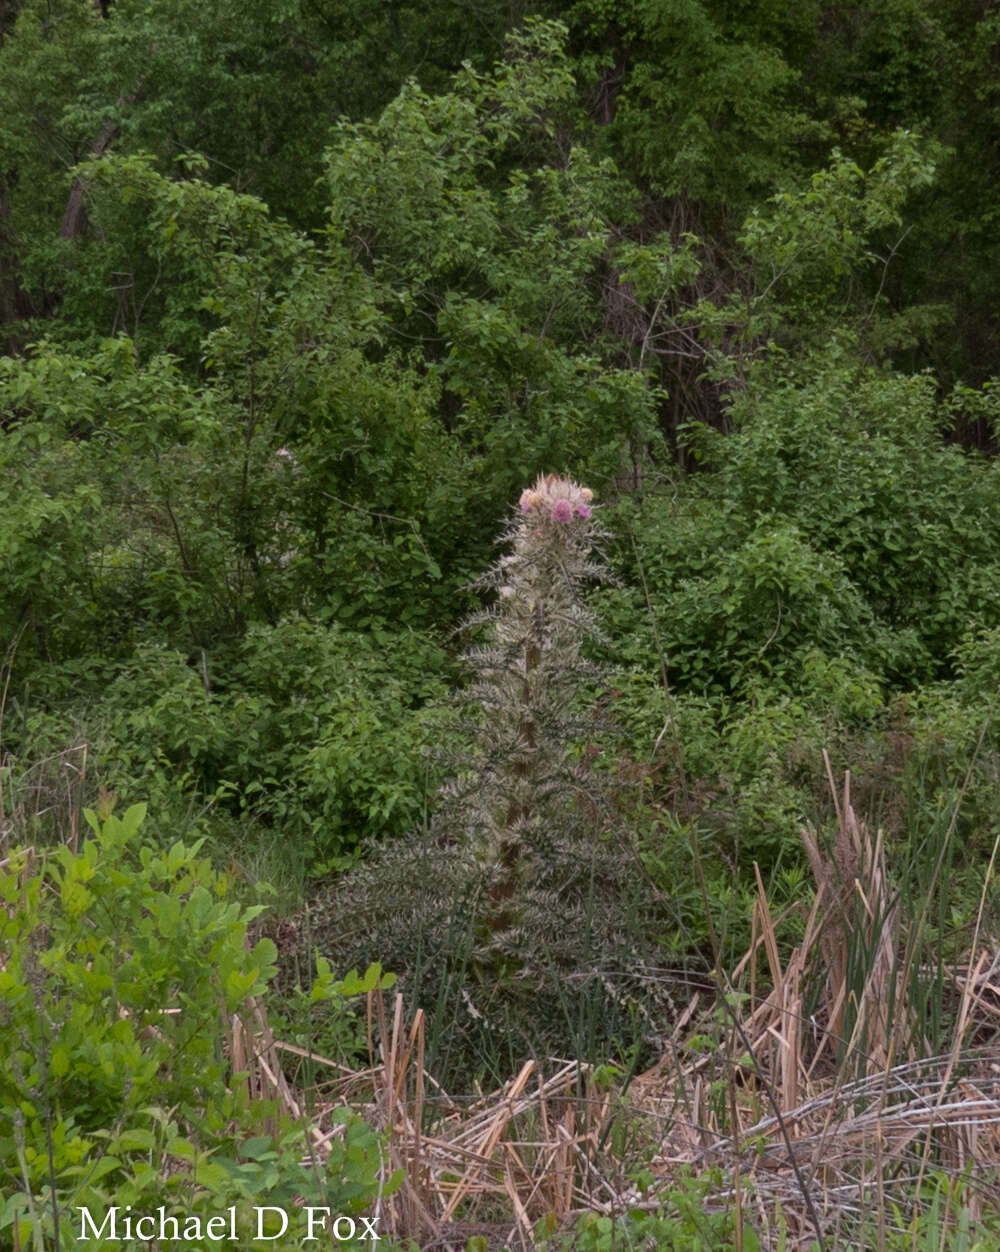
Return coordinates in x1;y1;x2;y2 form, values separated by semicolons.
551;498;573;524
574;503;592;520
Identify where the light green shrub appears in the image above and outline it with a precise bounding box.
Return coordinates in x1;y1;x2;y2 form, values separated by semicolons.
0;803;400;1249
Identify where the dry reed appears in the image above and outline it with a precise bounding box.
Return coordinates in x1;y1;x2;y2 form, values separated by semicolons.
228;764;1000;1249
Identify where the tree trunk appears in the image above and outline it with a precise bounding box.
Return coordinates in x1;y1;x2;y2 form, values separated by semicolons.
59;120;120;240
0;177;34;352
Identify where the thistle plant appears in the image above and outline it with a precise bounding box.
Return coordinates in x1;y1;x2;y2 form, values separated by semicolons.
303;475;673;1082
449;474;606;951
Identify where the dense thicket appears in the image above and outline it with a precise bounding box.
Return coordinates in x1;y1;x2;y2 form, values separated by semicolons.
2;0;1000;1068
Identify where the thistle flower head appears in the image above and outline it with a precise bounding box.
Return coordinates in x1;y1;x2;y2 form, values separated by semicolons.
551;497;573;523
517;474;596;527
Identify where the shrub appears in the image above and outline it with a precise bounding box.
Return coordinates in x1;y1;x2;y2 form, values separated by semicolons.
0;803;400;1249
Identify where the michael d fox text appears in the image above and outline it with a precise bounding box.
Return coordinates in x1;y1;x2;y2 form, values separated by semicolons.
76;1205;380;1243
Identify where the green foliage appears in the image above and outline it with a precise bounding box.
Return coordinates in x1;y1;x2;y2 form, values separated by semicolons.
736;129;940;353
535;1169;746;1251
324;22;663;497
593;354;1000;895
0;804;401;1249
0;335;277;656
0;0;519;290
4;620;452;870
611;359;1000;698
569;0;818;209
1;803;272;1132
535;1168;1000;1251
877;1172;1000;1252
217;619;449;864
270;960;396;1089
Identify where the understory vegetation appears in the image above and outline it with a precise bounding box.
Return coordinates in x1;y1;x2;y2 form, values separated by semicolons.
2;2;1000;1248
